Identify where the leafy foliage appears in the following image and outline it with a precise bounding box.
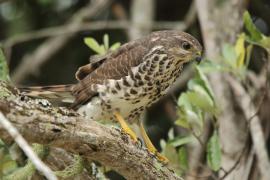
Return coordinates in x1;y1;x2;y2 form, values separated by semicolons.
207;131;221;171
176;66;217;134
221;33;250;78
84;34;121;55
169;10;270;174
174;64;221;171
243;11;270;51
243;12;263;42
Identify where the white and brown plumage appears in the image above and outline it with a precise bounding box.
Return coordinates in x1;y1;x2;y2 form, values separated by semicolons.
21;30;202;162
23;30;202;122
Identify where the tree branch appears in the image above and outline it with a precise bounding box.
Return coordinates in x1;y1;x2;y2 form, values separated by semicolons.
225;75;270;180
0;82;182;180
2;21;186;48
10;0;111;84
195;0;249;179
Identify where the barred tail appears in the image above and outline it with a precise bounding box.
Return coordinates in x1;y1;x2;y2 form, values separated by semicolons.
19;84;75;103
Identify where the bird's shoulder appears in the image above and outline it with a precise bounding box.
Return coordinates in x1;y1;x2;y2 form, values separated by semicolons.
76;40;149;83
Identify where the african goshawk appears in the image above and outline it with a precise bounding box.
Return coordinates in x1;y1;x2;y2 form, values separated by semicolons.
22;30;202;162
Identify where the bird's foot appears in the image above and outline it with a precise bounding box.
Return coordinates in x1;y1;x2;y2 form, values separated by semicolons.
114;112;138;142
120;126;138;142
138;121;169;164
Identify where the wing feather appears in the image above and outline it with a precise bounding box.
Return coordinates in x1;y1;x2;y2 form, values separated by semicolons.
71;41;148;109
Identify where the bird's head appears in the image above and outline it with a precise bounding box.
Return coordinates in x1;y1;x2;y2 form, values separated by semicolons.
149;30;203;64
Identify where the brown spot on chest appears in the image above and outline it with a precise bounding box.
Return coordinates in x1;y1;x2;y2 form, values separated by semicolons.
123;78;130;87
130;89;138;94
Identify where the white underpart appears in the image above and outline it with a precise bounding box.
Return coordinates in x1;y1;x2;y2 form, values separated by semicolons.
77;97;104;120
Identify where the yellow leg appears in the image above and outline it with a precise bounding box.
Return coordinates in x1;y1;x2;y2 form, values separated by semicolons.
139;121;169;163
114;112;138;142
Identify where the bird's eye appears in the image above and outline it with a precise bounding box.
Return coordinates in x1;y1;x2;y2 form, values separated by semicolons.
182;41;191;50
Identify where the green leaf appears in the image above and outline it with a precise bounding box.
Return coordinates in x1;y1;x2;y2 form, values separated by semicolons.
168;128;174;140
243;11;270;50
178;107;204;134
84;38;104;55
187;109;204;134
175;117;190;129
235;33;246;68
177;91;205;132
245;44;253;68
103;34;109;50
207;131;221;171
177;66;217;132
259;37;270;51
99;45;106;54
196;67;215;102
186;90;214;113
110;42;121;51
169;135;194;147
245;34;270;52
177;93;192;109
0;49;10;82
198;60;226;73
222;44;237;68
178;147;189;171
188;67;215;103
243;11;263;42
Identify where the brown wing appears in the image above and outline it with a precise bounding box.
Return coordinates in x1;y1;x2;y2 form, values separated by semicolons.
71;41;148;109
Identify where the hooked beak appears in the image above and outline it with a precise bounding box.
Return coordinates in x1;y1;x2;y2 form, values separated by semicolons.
194;51;202;64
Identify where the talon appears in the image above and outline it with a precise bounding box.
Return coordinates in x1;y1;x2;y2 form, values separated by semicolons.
137;138;144;148
155;151;169;164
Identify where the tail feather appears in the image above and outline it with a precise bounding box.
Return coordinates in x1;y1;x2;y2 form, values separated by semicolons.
19;84;75;103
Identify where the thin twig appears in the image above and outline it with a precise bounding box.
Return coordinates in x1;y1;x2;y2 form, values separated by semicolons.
231;52;270;180
190;128;205;149
220;137;249;180
219;78;267;180
11;0;111;84
2;21;186;48
0;112;57;180
226;74;270;180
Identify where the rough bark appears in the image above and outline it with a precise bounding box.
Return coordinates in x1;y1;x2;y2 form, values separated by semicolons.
0;82;182;180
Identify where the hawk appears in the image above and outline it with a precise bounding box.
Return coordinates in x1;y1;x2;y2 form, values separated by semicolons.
21;30;202;162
